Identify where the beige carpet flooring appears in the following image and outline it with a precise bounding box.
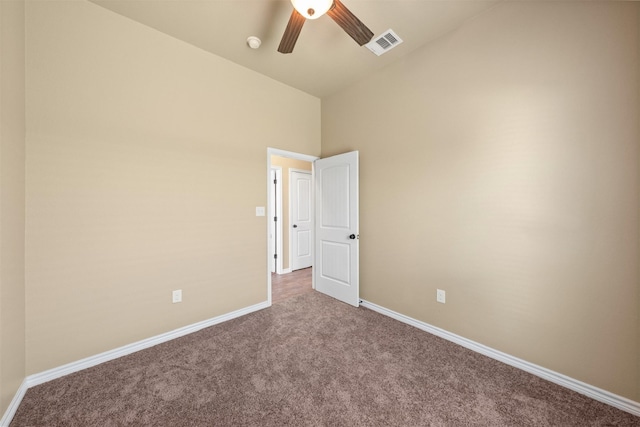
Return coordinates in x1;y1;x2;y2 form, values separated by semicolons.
11;291;640;426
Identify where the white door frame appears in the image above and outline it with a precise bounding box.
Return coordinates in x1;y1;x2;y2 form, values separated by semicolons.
270;167;283;274
267;148;319;306
289;168;313;272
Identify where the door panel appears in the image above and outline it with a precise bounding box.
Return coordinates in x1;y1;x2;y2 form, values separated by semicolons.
320;164;350;228
321;241;350;284
314;151;359;307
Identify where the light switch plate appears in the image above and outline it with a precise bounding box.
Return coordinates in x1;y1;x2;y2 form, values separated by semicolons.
172;289;182;303
256;206;265;216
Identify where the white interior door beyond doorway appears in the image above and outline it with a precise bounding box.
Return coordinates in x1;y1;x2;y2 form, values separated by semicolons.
291;170;312;271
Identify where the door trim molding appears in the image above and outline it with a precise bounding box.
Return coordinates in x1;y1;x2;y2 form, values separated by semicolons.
270;167;283;274
268;148;318;163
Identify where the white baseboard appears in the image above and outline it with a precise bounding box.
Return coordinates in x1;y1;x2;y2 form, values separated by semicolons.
0;379;28;427
1;300;270;426
360;299;640;417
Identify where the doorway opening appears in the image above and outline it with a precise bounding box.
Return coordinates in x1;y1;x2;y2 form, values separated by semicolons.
271;267;313;304
267;148;319;305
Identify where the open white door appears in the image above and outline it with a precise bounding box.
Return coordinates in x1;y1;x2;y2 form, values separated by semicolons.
314;151;359;307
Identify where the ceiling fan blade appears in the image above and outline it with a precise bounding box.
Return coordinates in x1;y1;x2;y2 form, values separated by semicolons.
278;9;306;54
327;0;374;46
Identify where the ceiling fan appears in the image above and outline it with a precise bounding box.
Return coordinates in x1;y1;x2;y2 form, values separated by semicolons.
278;0;374;54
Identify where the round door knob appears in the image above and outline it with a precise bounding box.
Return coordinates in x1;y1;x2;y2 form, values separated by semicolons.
293;224;298;228
349;234;356;240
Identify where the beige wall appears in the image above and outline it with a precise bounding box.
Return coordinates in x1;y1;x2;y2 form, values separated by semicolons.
322;1;640;401
24;0;320;374
0;0;26;415
270;156;312;271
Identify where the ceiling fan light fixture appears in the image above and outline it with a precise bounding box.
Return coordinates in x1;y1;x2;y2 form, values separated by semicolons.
290;0;333;20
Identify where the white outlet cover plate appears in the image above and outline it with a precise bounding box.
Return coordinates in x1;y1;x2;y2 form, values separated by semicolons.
436;289;446;304
172;290;182;303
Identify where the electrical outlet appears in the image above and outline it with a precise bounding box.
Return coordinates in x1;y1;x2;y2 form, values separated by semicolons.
172;289;182;303
436;289;446;304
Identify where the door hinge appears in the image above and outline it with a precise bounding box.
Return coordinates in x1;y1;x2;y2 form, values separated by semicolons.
274;254;278;259
274;216;277;222
273;179;277;184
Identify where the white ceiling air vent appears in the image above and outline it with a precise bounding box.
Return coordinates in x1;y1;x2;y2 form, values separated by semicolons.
365;29;403;56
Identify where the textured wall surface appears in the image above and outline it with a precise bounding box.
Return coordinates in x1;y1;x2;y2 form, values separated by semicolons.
323;1;640;400
0;0;26;416
25;0;320;375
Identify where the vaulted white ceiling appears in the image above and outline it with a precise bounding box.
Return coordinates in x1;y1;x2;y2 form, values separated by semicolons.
90;0;500;98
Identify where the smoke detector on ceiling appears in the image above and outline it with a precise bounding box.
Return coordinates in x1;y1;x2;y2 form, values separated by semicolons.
365;29;403;56
247;36;262;49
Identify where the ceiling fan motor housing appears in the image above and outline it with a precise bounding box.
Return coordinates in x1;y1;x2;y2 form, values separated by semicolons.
279;0;373;54
291;0;333;20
